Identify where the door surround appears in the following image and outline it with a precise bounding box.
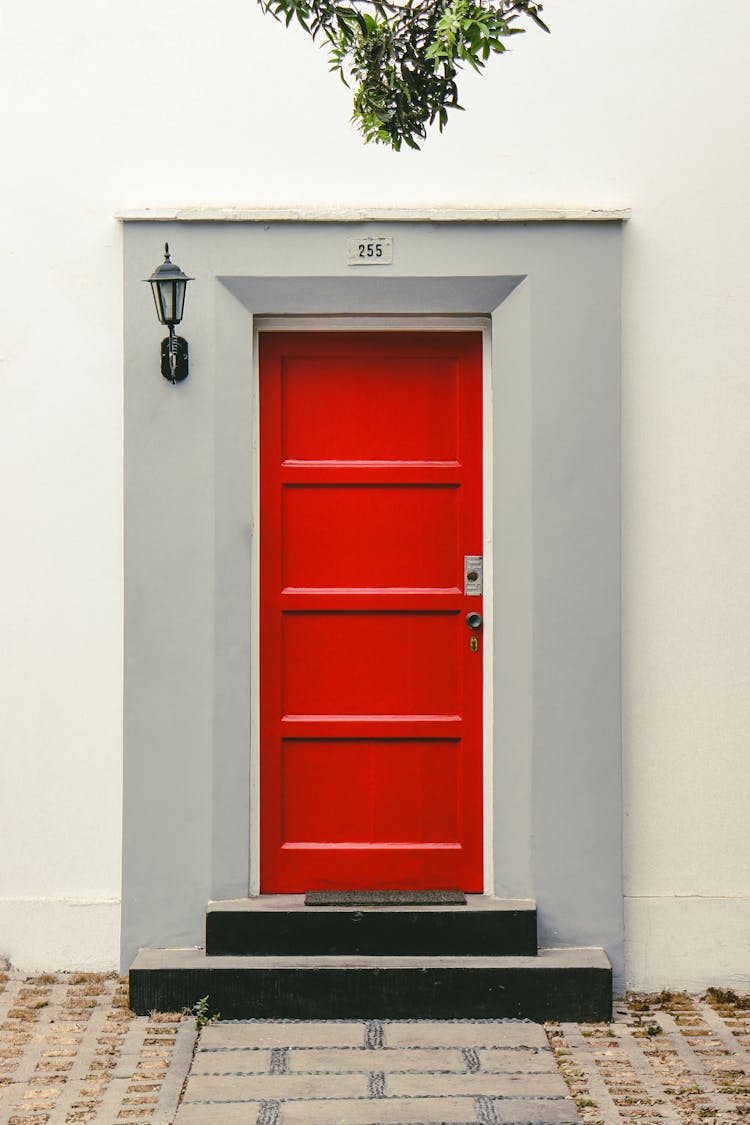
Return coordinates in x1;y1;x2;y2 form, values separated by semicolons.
121;215;624;985
251;316;494;895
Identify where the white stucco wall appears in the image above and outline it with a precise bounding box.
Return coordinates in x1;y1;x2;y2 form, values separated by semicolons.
1;0;749;985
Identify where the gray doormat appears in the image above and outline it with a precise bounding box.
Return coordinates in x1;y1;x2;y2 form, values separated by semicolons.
304;890;467;906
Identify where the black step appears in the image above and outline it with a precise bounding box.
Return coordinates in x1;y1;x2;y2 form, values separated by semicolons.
205;895;537;957
129;947;612;1021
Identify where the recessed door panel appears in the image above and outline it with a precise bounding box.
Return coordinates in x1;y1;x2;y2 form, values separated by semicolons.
260;331;483;892
281;353;459;462
280;740;461;844
282;612;460;717
282;485;460;590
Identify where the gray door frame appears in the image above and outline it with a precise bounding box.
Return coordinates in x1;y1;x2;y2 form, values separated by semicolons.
121;216;624;986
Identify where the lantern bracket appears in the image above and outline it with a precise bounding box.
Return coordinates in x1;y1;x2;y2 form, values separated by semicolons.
161;334;189;383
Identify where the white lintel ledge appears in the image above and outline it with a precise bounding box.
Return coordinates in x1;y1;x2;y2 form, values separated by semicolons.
116;205;630;223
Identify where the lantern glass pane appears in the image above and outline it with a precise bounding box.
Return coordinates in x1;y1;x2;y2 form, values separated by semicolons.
173;279;187;324
161;280;177;324
150;281;166;325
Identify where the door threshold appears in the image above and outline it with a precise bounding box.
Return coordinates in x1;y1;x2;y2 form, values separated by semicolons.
208;894;535;912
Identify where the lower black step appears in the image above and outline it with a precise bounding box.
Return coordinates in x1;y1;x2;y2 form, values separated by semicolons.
129;947;612;1022
206;895;537;956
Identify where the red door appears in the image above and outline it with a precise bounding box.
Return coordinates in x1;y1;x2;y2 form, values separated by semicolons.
259;331;483;892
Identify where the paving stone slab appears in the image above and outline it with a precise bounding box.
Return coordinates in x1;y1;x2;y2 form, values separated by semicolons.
292;1047;471;1073
478;1048;556;1074
281;1095;479;1123
183;1070;370;1101
192;1047;276;1073
385;1023;549;1049
175;1100;265;1123
386;1072;566;1097
200;1021;368;1049
488;1101;580;1125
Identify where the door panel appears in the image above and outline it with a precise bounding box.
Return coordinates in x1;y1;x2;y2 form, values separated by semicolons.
260;331;483;891
282;485;459;589
282;611;460;716
280;739;461;844
281;353;460;461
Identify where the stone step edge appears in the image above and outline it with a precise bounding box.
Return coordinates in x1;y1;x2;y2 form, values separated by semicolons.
132;946;608;971
207;894;537;914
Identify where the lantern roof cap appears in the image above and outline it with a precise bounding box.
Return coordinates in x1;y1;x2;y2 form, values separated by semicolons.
144;243;193;284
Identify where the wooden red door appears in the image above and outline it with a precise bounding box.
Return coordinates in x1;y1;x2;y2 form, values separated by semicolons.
259;331;483;892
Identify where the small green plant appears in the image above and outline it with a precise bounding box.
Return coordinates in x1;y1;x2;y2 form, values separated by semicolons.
186;995;220;1027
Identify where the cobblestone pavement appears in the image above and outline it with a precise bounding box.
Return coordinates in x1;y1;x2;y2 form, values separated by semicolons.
2;970;750;1124
551;989;750;1124
0;972;194;1124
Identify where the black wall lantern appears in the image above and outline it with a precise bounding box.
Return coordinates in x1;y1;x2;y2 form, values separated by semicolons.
145;244;193;383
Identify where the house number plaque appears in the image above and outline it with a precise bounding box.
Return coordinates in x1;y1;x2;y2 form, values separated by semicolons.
348;237;393;265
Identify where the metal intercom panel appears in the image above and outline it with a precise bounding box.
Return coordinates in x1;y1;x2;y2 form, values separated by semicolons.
464;555;483;596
